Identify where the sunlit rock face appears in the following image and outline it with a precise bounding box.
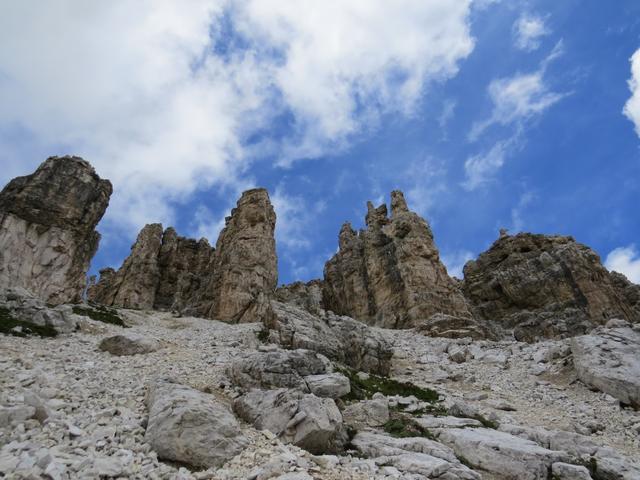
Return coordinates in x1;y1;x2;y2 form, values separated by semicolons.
0;156;112;305
323;190;471;329
89;188;277;324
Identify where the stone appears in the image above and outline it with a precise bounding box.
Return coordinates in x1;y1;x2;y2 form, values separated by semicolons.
342;396;390;429
0;287;78;335
351;432;480;479
266;301;393;375
228;349;330;392
322;191;473;330
145;378;248;468
551;462;593;480
233;388;347;454
0;405;36;427
571;325;640;408
98;334;161;356
304;373;350;399
436;427;567;480
200;188;277;323
275;280;324;315
463;233;639;341
416;312;497;340
0;156;112;304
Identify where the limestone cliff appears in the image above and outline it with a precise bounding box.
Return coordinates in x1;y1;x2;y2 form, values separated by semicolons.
323;191;471;329
0;156;112;304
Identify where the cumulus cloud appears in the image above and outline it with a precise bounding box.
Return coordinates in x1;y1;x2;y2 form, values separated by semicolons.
605;245;640;284
0;0;476;237
623;48;640;137
513;13;550;51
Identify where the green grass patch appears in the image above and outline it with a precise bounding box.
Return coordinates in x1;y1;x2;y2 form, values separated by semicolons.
73;305;126;327
338;367;440;403
256;327;269;343
383;414;435;440
0;307;58;338
391;403;449;417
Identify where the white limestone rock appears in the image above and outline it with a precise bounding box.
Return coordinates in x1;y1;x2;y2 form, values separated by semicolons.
98;333;161;356
145;378;248;468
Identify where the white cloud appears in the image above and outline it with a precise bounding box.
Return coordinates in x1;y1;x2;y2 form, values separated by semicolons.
463;136;520;190
513;14;550;51
0;0;476;237
404;157;448;218
271;187;313;251
441;250;475;279
605;245;640;284
470;41;565;141
623;48;640;137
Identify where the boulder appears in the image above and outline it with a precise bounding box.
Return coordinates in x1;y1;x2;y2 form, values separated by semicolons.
304;373;350;399
342;395;390;429
552;463;593;480
266;301;393;375
98;334;161;356
233;388;347;454
145;378;248;468
351;432;480;479
435;427;567;480
463;233;638;341
0;156;112;304
571;325;640;408
228;349;331;392
322;190;472;329
1;287;78;336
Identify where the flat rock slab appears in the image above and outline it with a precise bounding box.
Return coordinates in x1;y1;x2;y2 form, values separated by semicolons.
351;432;479;480
145;378;248;468
436;427;567;480
571;326;640;408
414;415;482;429
99;334;160;356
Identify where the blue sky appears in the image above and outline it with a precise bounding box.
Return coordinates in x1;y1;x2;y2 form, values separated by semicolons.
1;1;640;285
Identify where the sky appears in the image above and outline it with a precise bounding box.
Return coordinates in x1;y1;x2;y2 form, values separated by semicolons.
1;0;640;285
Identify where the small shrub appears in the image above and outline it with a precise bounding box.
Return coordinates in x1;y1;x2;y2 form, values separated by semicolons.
383;414;435;440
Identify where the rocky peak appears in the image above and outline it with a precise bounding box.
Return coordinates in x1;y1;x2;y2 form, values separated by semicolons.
390;189;409;217
89;187;277;324
463;232;638;341
323;190;471;329
0;156;112;304
203;187;277;323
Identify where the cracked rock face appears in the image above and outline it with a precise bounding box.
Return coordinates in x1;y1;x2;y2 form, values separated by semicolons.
88;225;215;312
0;156;112;304
463;233;639;341
201;188;277;323
323;190;471;330
90;188;277;324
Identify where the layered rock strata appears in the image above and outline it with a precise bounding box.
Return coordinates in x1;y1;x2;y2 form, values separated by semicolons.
463;233;639;341
322;190;471;329
0;156;112;304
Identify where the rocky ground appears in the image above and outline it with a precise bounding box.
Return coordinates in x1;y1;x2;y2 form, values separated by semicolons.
1;305;639;479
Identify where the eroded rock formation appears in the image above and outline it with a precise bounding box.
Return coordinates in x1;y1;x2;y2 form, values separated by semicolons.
0;156;112;304
322;191;471;329
200;188;277;323
463;233;639;341
88;225;216;311
90;188;277;323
